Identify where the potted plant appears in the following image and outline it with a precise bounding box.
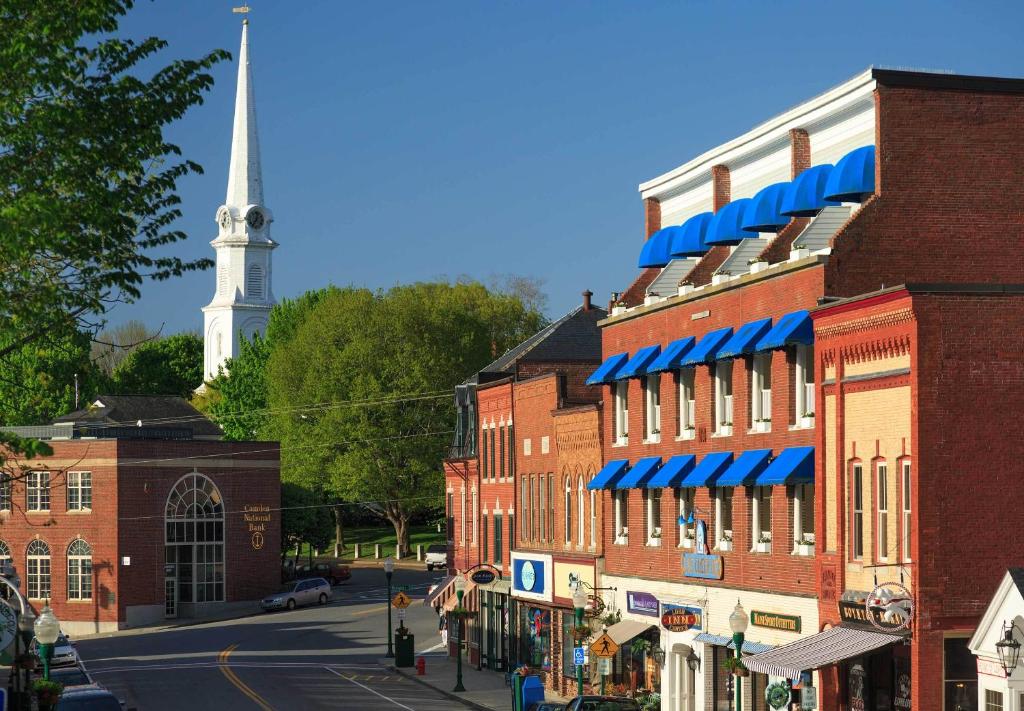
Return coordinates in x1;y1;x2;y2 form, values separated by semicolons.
635;691;662;711
682;425;696;439
573;624;593;642
601;609;622;628
755;533;772;554
790;243;810;261
801;411;815;428
797;535;815;556
722;656;749;677
754;417;771;433
34;679;63;711
630;637;652;660
718;531;733;552
682;527;695;549
718;421;733;436
748;258;769;274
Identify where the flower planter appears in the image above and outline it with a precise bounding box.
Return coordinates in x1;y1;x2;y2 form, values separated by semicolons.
682;537;694;549
800;415;814;428
797;543;814;556
718;540;733;552
749;260;769;274
732;667;750;678
789;247;810;261
717;425;733;437
755;541;772;554
755;420;771;433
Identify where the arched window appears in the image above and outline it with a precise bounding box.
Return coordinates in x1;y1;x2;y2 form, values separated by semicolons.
0;540;10;566
247;265;264;300
564;476;572;545
26;540;50;600
67;539;93;601
589;481;597;548
577;477;585;546
165;473;225;604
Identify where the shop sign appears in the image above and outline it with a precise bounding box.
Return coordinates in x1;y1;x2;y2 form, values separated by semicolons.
848;662;867;711
244;504;271;551
471;569;496;585
839;596;911;634
511;553;551;601
894;658;911;709
800;687;817;710
0;602;15;651
626;591;660;618
682;553;723;580
977;657;1006;678
554;561;595;601
866;582;913;632
661;603;702;632
750;610;801;634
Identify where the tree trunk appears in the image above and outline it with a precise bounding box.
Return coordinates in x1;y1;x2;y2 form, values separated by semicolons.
333;505;345;558
388;514;410;557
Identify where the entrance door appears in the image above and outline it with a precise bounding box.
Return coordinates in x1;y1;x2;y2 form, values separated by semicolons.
671;644;695;711
496;598;507;671
164;577;177;618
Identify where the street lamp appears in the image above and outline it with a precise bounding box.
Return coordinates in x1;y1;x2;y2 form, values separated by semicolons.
572;585;589;696
33;605;60;681
383;557;395;658
453;575;467;693
728;601;748;711
996;621;1023;676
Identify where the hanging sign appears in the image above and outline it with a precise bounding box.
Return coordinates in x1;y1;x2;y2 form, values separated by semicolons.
682;519;723;579
661;604;702;632
765;682;791;709
0;602;16;652
865;582;913;632
471;569;496;585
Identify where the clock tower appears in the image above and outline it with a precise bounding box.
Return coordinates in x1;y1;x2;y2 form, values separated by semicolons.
202;17;276;382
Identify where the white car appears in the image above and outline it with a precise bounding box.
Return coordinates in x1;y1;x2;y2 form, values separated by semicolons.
35;633;78;668
261;577;332;611
425;544;448;571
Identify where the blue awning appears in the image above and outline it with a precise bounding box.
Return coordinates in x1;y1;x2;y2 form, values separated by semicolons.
755;310;813;350
587;460;630;490
712;449;773;487
756;446;814;485
646;337;696;373
705;198;755;246
679;452;734;487
669;212;714;257
693;632;774;654
645;455;696;488
824;145;875;203
615;457;664;489
742;183;792;233
716;318;773;359
638;227;674;268
780;164;841;217
617;345;662;379
586;353;630;385
679;327;734;366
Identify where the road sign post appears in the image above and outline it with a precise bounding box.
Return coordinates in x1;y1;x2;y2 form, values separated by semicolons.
589;633;618;696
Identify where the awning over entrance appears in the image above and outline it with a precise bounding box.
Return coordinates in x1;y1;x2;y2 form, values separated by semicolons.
423;575;455;608
742;626;901;679
607;620;657;646
693;632;774;654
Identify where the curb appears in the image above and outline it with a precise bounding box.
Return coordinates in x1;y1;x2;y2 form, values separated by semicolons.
388;664;503;711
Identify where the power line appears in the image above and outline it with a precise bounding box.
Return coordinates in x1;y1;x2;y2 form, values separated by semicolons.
118;495;442;521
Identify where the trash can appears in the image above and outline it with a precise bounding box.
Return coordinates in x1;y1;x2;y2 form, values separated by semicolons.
521;675;544;710
395;627;415;668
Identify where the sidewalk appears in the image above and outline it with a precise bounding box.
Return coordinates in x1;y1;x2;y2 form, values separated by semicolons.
387;656;568;711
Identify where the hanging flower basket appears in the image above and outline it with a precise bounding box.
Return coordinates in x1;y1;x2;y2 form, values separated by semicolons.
572;625;592;641
722;656;749;677
33;679;63;711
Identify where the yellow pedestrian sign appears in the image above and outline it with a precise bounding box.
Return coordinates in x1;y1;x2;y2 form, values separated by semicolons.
391;591;412;609
590;633;619;658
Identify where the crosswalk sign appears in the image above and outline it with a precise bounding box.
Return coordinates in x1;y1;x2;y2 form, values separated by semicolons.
589;633;619;658
391;591;412;608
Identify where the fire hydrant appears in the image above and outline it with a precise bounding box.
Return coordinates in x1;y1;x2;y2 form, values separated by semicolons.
415;657;426;676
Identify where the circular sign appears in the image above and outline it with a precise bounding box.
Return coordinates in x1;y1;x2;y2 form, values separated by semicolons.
661;610;699;632
865;582;913;632
521;561;537;591
0;601;16;652
765;681;791;709
251;532;264;550
471;569;496;585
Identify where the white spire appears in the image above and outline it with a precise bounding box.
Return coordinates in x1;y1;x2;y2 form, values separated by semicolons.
225;20;263;208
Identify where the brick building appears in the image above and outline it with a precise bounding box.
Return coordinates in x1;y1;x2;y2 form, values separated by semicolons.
1;396;281;635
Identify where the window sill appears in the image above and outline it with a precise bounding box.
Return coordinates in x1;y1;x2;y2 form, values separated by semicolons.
789;421;815;431
66;509;93;515
26;510;51;514
676;431;696;441
612;439;629;448
614;537;629;546
793;546;815;557
752;543;772;554
712;427;733;438
747;427;772;435
680;538;694;549
642;435;662;445
716;541;733;552
646;539;662;547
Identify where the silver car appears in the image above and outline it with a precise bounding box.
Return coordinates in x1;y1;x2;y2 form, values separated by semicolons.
35;633;78;668
261;577;332;611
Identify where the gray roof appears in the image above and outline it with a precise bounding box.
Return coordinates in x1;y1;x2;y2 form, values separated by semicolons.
478;305;606;378
54;395;222;438
1008;568;1024;596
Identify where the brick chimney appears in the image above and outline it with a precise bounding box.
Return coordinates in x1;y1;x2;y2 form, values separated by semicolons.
790;128;811;178
712;164;731;211
644;198;661;239
582;290;593;311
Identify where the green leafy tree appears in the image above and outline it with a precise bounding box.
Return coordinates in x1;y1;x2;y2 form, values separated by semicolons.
111;333;203;397
266;281;546;555
0;329;99;425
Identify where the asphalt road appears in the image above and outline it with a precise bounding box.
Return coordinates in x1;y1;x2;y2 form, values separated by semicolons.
75;566;454;710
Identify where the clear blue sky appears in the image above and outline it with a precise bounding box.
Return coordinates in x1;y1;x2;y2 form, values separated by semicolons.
114;0;1024;334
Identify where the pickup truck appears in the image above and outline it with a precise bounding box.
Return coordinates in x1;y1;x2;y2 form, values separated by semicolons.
425;544;448;571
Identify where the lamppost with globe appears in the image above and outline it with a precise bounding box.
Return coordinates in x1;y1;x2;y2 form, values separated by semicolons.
383;557;395;658
452;575;467;693
33;605;61;682
572;585;588;697
728;601;748;711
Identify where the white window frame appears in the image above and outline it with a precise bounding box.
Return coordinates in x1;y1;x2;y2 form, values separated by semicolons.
877;462;889;562
577;478;585;546
589;487;597;548
715;488;733;550
564;478;573;545
677;488;695;548
795;344;815;425
614;490;628;544
646;488;662;546
67;471;92;512
751;353;772;432
67;539;93;601
27;471;50;512
0;476;10;511
472;487;478;547
852;463;864;560
714;362;733;436
614;381;629;445
461;486;467;546
793;483;815;555
678;369;695;439
751;486;772;552
644;374;661;443
901;460;912;562
26;539;50;600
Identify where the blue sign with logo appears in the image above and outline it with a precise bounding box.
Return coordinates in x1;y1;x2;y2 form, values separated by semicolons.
513;558;546;594
573;647;586;666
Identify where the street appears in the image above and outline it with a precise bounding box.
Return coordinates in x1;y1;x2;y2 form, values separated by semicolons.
75;566;454;711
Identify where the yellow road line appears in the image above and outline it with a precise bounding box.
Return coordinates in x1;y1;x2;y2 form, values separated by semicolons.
219;643;275;711
349;605;388;618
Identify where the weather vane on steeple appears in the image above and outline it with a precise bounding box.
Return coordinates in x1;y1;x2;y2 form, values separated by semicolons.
232;5;251;24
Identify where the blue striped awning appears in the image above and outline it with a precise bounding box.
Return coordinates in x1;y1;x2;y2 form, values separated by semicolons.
717;318;773;359
645;455;696;488
669;212;714;257
712;449;773;487
824;145;875;203
638;227;675;268
587;460;630;490
646;337;696;373
614;457;663;489
617;345;662;379
705;198;756;246
756;446;814;485
756;310;813;350
586;353;629;385
679;452;734;487
742;182;791;233
679;327;734;366
693;633;775;655
781;164;841;217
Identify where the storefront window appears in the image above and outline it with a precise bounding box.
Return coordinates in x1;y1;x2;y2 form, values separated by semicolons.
945;638;978;711
985;690;1003;711
611;629;661;695
562;614;587;679
519;606;551;672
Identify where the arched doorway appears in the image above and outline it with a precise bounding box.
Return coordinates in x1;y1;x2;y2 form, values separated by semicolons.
669;642;696;711
165;473;225;617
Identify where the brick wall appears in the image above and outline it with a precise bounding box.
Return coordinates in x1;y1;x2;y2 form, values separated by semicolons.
513;374;561;552
515;361;601;405
553;404;604;556
478;381;515;574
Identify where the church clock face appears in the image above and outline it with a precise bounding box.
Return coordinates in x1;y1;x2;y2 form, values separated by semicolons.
246;209;265;230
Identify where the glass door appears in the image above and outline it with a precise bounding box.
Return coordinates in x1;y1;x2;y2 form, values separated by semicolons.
164;577;177;618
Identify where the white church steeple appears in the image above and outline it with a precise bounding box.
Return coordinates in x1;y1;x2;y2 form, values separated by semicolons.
202;17;277;383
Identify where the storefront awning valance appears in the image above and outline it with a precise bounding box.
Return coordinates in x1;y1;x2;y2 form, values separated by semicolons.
646;337;696;373
781;164;841;217
742;182;791;233
424;575;456;608
824;145;876;203
645;454;696;488
607;620;657;646
742;626;900;679
586;352;630;385
588;459;629;490
693;632;774;654
679;451;733;487
712;449;773;487
755;310;813;350
669;212;714;258
617;345;662;379
717;318;773;359
680;327;734;366
615;456;663;490
706;198;755;246
756;446;814;486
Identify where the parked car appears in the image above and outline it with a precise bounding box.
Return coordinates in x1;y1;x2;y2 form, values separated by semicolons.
260;577;332;611
425;544;448;571
298;562;351;586
564;697;641;711
34;633;78;668
528;703;566;711
49;664;94;689
55;684;129;710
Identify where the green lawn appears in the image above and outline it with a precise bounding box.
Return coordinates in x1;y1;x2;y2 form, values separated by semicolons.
290;524;446;559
